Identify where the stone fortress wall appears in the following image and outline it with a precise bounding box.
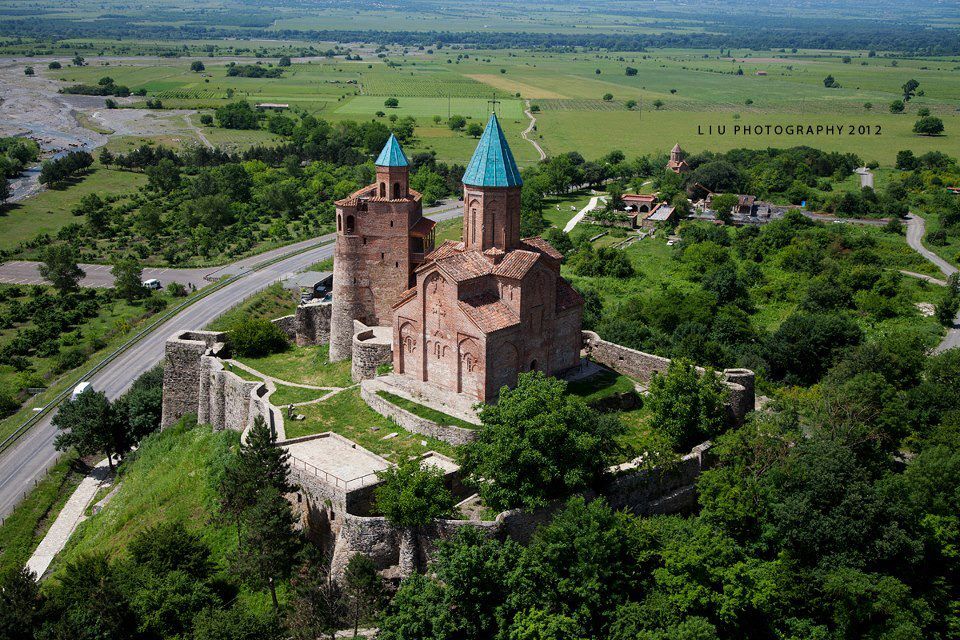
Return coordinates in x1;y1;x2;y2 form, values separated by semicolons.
160;308;755;582
582;330;755;425
321;442;714;580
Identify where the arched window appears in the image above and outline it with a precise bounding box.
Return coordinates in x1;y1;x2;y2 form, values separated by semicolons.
337;215;342;231
346;215;355;233
393;182;401;199
379;183;386;198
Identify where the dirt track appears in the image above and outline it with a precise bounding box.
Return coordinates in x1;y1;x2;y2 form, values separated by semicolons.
0;57;203;202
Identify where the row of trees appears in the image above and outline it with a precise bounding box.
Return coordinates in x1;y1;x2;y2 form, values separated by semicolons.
37;151;93;187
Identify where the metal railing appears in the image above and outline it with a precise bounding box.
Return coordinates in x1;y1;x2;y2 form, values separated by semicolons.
288;454;381;491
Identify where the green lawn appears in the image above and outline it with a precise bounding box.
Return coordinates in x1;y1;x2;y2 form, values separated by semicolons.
376;390;476;429
271;383;330;406
0;166;147;251
235;343;353;388
288;388;454;459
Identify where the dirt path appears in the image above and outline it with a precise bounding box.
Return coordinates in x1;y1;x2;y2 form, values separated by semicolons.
182;113;213;149
905;213;960;353
522;100;547;161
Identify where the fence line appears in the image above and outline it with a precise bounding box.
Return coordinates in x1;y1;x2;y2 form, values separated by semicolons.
288;455;381;491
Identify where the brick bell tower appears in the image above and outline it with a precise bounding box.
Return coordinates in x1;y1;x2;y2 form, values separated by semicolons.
329;135;435;361
461;112;523;253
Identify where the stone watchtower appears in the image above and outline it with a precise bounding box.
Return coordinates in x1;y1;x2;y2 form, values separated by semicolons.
329;135;435;361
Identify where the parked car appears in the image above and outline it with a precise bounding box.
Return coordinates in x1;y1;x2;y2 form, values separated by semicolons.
142;278;161;290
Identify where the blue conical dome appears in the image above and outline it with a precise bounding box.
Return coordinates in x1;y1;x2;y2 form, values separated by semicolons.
375;134;409;167
462;113;523;188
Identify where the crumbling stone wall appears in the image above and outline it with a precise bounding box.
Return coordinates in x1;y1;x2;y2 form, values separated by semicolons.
161;331;226;428
351;321;392;382
272;301;332;346
197;356;270;432
582;330;755;424
359;381;477;445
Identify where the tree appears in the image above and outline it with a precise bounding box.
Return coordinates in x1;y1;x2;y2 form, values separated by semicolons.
447;114;466;131
710;193;739;223
343;553;384;637
823;74;839;88
72;55;85;66
653;99;664;110
625;66;638;76
384;97;399;108
902;78;919;101
53;388;128;471
215;101;260;129
228;317;289;357
39;243;85;292
194;607;283;640
625;99;637;110
374;458;455;528
199;113;213;125
459;372;626;511
0;567;42;640
221;416;298;611
889;99;905;114
764;312;863;385
466;122;483;138
287;557;346;640
41;554;137;640
146;157;181;193
112;257;145;301
864;102;873;110
48;61;61;70
913;116;944;136
278;56;292;67
646;359;729;451
23;66;33;76
602;93;614;101
190;60;205;72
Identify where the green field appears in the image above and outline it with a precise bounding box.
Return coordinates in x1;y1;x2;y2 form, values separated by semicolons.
1;166;147;251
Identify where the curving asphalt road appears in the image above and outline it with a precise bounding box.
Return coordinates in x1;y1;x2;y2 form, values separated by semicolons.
0;202;463;520
905;214;960;353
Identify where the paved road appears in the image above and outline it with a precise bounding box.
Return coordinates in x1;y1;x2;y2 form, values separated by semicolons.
0;202;464;520
905;213;960;353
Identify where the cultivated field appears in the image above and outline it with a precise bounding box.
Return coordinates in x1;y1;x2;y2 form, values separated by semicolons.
39;46;960;165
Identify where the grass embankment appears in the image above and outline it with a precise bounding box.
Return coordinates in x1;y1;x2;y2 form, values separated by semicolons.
289;388;454;460
207;282;298;331
52;423;236;572
235;343;353;388
375;390;476;429
0;452;85;575
270;384;330;406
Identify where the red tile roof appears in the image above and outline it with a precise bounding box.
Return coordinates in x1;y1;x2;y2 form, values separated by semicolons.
492;250;540;279
458;292;519;333
520;236;564;261
409;216;436;237
435;251;492;282
392;286;418;308
556;279;584;312
421;240;464;264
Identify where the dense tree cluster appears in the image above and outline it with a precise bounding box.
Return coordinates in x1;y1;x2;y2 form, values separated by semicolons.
226;62;284;78
571;211;933;386
0;136;40;202
60;76;131;97
38;151;93;187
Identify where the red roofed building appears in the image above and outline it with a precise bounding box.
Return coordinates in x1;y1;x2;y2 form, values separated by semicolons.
391;114;583;401
667;143;690;174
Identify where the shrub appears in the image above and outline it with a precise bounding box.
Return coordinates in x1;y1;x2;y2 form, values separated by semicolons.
228;317;289;357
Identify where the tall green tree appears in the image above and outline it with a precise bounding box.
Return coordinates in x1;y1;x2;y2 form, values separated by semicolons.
646;359;729;451
38;243;85;293
460;372;626;511
343;553;384;638
53;388;127;471
286;556;347;640
0;567;43;640
112;256;146;301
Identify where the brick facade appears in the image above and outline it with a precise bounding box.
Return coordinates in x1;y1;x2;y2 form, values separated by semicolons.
328;154;435;361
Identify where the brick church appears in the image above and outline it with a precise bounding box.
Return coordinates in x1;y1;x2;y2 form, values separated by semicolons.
391;113;583;402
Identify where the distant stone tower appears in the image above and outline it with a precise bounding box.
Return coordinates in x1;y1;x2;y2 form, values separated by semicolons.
329;135;435;361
